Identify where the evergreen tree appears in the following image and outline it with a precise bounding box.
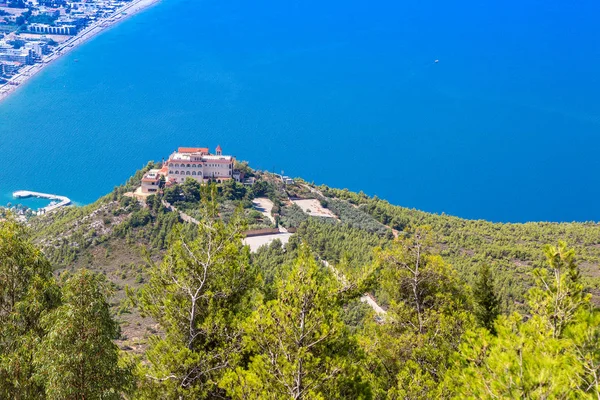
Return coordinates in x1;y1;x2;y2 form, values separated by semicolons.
528;241;587;338
251;238;298;301
450;313;580;399
220;244;371;399
136;186;257;398
35;269;133;399
362;226;473;399
0;218;60;399
449;242;600;399
472;264;501;333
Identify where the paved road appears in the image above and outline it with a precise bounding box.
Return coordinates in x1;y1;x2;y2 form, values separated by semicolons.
165;189;386;315
243;232;293;252
252;197;276;225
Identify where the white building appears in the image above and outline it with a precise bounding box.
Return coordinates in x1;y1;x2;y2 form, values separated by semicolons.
0;46;33;65
140;169;163;194
166;145;236;184
24;41;46;58
28;23;77;35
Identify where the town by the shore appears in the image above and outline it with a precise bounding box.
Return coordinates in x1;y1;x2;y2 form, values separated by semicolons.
0;0;159;103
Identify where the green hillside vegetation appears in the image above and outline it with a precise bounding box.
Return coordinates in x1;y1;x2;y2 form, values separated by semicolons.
2;164;600;398
316;184;600;308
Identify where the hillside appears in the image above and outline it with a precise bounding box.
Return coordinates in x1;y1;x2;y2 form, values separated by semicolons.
3;162;600;398
24;163;600;345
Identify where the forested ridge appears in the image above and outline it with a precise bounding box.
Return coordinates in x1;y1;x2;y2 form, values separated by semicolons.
2;164;600;398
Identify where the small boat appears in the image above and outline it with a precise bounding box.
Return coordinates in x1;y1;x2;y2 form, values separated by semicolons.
434;59;439;63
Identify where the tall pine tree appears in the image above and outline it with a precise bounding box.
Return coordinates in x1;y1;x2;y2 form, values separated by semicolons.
136;186;257;398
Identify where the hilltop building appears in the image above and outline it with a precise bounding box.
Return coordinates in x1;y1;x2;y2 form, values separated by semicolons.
166;145;235;184
137;146;238;197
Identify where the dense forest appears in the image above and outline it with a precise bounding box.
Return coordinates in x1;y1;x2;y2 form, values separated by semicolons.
2;164;600;398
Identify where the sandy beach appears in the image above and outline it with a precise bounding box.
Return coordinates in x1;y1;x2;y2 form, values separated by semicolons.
0;0;160;103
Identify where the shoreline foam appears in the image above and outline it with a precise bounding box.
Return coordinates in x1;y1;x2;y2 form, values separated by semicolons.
0;0;160;104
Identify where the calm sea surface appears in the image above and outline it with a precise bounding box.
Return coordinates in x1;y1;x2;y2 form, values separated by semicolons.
1;0;599;222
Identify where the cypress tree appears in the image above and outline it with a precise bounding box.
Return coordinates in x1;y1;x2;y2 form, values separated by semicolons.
473;264;501;334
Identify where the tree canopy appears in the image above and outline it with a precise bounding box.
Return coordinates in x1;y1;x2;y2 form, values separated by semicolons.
5;172;600;399
136;187;257;398
221;244;371;399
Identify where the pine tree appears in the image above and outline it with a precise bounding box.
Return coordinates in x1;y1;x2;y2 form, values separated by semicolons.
136;186;257;398
449;242;600;399
450;313;579;399
35;269;133;399
528;241;587;337
220;244;371;399
363;226;474;399
473;264;501;333
0;218;60;399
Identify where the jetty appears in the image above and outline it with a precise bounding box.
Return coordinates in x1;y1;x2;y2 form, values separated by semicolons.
12;191;71;214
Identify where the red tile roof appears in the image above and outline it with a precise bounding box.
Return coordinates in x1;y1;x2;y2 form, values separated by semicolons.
178;147;209;154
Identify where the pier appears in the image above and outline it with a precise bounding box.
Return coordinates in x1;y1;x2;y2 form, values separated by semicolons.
12;191;71;214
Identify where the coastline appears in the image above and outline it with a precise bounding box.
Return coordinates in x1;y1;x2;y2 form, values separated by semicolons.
0;0;160;104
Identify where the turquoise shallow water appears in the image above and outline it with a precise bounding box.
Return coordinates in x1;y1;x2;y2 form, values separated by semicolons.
1;194;51;210
0;0;599;221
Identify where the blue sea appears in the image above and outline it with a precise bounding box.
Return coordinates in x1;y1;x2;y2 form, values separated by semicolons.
1;0;599;222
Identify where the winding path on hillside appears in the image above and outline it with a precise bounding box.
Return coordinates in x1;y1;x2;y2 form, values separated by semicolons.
162;196;386;316
252;197;276;225
321;259;386;316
